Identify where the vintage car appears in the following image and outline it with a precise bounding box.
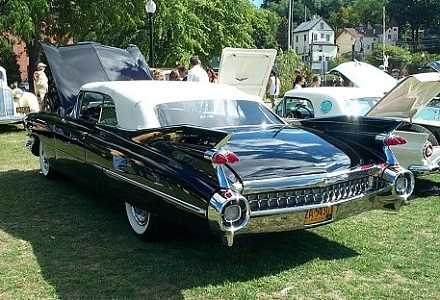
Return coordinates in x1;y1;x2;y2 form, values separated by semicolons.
275;71;440;176
24;43;414;246
329;60;398;94
0;66;39;124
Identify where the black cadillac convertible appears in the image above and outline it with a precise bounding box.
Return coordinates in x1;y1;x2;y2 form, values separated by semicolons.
24;43;414;246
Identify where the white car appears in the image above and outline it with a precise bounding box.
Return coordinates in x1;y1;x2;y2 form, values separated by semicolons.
275;71;440;176
0;66;39;124
329;61;398;94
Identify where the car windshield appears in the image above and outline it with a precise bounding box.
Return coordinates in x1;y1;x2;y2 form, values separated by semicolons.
155;99;282;128
344;97;381;116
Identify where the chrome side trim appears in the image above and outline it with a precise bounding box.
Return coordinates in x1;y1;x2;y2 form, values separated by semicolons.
103;168;206;216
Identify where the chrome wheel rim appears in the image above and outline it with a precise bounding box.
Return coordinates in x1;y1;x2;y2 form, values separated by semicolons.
131;206;150;226
39;142;50;176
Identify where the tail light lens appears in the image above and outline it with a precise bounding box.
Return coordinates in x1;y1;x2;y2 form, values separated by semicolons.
384;135;407;146
207;150;240;164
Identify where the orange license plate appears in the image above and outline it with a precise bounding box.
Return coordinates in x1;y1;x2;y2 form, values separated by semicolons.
16;106;30;114
304;207;333;225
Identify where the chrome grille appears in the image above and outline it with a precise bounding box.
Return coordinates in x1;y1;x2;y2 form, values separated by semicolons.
247;176;389;212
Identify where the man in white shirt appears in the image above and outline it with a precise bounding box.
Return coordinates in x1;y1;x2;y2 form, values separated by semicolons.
33;62;49;110
187;56;209;82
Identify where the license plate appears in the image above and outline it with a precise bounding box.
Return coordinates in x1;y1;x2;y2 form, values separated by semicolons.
16;106;30;114
304;207;333;225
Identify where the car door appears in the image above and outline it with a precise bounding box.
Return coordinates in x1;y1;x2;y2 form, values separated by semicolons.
54;91;104;180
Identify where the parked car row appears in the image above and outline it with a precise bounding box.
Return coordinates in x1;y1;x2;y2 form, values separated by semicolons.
23;43;435;246
275;62;440;177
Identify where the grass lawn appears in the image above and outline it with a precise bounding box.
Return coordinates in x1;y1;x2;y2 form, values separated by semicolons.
0;124;439;300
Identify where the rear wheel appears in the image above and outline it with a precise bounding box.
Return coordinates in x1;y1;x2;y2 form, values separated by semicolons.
400;124;438;146
125;203;160;241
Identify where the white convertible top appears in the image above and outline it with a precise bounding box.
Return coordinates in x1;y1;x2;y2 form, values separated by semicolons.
80;80;262;130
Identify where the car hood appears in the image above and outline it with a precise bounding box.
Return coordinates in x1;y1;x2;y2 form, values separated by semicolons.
217;48;277;98
366;72;440;118
223;126;352;181
41;42;153;109
329;61;397;94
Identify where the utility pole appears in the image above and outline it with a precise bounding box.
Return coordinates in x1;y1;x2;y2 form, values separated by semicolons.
287;0;294;50
383;6;387;71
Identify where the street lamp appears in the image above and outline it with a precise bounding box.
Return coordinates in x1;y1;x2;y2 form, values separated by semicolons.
352;37;364;61
145;0;156;68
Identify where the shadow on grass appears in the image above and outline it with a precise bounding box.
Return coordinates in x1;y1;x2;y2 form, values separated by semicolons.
413;177;440;197
0;123;24;133
0;169;359;299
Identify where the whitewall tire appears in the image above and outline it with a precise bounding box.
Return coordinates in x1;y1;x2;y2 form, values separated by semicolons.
125;202;159;241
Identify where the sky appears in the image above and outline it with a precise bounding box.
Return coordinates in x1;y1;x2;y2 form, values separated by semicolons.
251;0;263;7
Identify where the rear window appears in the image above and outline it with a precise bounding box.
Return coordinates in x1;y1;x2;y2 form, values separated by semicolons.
155;99;282;128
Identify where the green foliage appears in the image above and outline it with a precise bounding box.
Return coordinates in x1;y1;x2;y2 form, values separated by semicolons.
251;8;280;49
388;0;440;42
0;0;50;45
0;40;20;84
273;48;301;94
330;52;353;69
407;51;440;74
1;0;280;69
365;44;412;70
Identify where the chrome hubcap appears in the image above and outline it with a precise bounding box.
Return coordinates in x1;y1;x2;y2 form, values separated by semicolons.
131;206;149;226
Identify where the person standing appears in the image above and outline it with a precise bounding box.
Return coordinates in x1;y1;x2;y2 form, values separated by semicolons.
152;68;165;80
33;62;48;110
293;69;307;87
310;75;321;87
187;56;209;82
293;75;305;89
178;66;188;81
207;68;218;83
268;70;280;108
169;69;181;81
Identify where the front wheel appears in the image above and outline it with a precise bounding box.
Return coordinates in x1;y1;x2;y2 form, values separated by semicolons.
39;141;57;179
125;203;159;241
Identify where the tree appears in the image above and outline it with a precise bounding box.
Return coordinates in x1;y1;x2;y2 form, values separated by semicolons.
0;40;21;85
1;0;275;71
388;0;440;44
365;44;412;71
0;0;50;90
273;48;300;94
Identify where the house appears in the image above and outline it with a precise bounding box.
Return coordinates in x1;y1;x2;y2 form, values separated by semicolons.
336;20;399;58
293;17;338;74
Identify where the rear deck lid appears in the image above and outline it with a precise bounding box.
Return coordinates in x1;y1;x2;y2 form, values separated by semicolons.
329;61;397;94
366;72;440;119
218;48;277;98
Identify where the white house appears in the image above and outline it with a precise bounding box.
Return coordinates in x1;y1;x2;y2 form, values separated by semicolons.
293;17;338;74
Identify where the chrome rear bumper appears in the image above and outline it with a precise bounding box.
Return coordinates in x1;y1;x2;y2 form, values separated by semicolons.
209;164;414;246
